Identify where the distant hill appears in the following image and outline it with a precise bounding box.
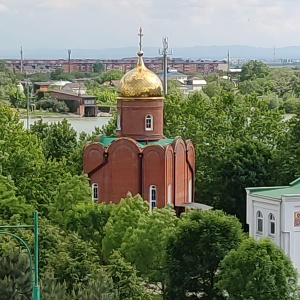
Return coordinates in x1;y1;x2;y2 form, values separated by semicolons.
1;45;300;60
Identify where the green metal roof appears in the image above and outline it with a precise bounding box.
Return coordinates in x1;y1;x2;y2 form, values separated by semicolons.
97;136;174;148
247;178;300;199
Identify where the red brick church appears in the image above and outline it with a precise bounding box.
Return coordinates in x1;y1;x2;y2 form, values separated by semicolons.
83;30;195;211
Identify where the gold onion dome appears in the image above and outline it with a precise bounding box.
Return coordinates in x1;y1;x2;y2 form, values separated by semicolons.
119;29;163;98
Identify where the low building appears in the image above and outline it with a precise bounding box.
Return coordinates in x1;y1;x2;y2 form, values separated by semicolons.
246;178;300;283
61;82;87;95
178;77;207;95
49;90;97;117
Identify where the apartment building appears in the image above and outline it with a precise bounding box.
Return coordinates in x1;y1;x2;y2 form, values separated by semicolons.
4;58;227;75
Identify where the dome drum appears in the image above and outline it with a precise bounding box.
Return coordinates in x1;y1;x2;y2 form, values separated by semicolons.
117;99;164;141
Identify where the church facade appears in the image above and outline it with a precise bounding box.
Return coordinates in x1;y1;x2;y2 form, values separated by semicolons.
83;30;195;211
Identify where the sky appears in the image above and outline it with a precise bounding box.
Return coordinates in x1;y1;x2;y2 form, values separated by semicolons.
0;0;300;50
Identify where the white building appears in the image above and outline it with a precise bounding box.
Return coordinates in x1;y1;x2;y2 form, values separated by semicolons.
246;178;300;282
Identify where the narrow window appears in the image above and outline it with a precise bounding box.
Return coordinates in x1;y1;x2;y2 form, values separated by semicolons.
167;184;172;204
188;179;192;203
145;114;153;131
257;211;263;234
269;213;275;235
150;185;157;210
92;183;98;202
117;113;121;130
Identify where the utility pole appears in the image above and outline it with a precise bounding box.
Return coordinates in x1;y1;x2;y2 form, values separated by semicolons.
68;49;71;73
20;46;23;74
273;45;276;63
159;37;172;95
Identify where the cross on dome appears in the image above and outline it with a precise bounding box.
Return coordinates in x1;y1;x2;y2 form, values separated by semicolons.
138;27;143;52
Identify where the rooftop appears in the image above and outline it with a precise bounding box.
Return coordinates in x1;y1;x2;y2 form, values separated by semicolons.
247;178;300;199
96;136;174;148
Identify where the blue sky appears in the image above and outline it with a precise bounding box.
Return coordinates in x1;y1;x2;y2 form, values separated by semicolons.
0;0;299;49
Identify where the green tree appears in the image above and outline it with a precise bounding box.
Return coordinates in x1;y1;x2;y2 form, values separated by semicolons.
107;251;152;300
121;206;178;295
0;243;32;299
30;118;78;161
65;202;112;256
0;174;34;223
217;238;299;300
102;194;149;261
240;60;270;81
0;105;45;206
165;210;244;300
98;70;123;84
93;62;105;73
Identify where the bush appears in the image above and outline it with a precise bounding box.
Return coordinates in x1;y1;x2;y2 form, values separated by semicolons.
36;98;69;113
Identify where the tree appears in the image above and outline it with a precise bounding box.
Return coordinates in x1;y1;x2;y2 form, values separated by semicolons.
93;62;105;73
0;243;32;299
30;118;78;161
0;174;34;223
65;202;112;256
240;60;270;82
121;206;178;295
165;209;243;300
50;69;72;81
0;105;45;206
107;251;152;300
98;70;123;84
48;174;91;226
102;194;149;261
216;238;299;300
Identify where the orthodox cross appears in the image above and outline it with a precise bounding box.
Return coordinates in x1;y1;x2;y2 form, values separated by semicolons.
138;27;143;52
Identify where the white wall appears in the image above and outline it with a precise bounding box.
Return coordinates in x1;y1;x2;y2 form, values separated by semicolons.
247;194;280;245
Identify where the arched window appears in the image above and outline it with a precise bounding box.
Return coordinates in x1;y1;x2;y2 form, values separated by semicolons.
145;114;153;131
269;213;275;235
149;185;157;210
92;183;98;202
257;211;263;233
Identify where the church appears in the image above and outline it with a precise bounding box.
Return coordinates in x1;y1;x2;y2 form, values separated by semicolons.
83;29;195;212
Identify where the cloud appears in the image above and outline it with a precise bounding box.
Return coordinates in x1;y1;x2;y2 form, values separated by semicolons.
1;0;300;49
0;3;8;12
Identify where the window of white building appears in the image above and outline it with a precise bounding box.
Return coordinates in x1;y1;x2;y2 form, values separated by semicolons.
257;211;263;234
145;115;153;131
269;213;275;235
92;183;98;202
150;185;157;210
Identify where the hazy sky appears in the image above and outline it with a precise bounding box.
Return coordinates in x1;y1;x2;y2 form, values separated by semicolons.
0;0;300;49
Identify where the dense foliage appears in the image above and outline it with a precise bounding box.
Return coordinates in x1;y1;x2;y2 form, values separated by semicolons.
217;238;299;300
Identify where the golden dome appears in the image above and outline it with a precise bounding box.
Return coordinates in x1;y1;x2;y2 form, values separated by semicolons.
119;51;163;98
